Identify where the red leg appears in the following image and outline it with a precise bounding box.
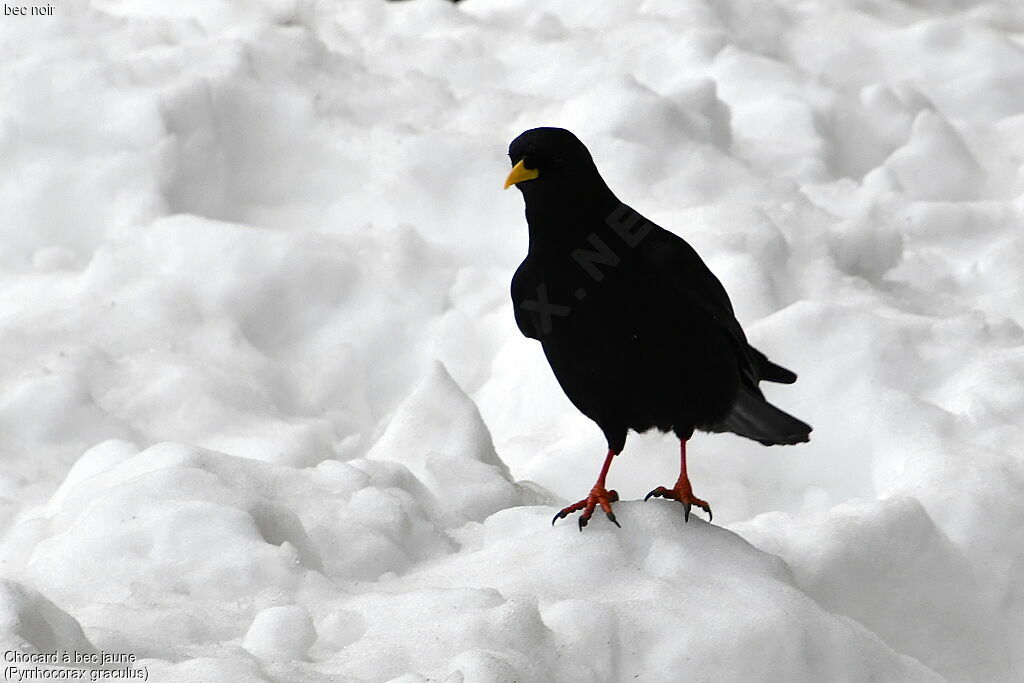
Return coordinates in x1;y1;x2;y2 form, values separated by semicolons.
644;440;712;522
552;449;621;531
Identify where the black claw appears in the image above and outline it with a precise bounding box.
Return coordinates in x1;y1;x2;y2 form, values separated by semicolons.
644;490;657;502
683;503;691;523
707;507;713;523
607;512;621;528
552;513;560;526
578;516;588;531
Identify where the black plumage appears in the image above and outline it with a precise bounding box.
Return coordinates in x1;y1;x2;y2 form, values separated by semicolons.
505;127;811;529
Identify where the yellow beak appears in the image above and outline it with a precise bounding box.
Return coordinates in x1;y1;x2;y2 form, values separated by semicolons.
504;160;540;189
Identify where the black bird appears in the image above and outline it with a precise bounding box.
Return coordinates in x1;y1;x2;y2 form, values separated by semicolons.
504;127;811;530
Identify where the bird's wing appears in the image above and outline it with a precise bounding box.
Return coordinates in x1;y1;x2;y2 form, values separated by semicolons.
749;346;798;384
640;220;764;388
510;258;540;340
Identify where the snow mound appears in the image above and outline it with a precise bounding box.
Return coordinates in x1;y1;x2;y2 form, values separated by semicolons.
736;497;1012;680
366;362;529;524
5;446;943;681
374;504;940;682
0;579;95;656
244;605;317;661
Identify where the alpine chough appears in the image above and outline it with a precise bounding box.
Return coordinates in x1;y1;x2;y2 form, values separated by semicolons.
504;127;812;530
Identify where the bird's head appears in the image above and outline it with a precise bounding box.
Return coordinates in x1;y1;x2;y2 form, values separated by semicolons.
504;127;606;198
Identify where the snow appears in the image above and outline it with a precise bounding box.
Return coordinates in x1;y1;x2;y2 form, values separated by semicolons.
1;0;1023;680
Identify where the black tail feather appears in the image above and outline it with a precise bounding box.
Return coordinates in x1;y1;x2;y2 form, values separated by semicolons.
717;387;811;445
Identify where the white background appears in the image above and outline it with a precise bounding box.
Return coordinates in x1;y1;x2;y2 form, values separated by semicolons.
0;0;1022;680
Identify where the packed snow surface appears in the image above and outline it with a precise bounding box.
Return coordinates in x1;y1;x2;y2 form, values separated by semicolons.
2;0;1024;681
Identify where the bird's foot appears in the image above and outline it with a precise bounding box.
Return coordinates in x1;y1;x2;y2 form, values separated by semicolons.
552;485;621;531
644;481;712;522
